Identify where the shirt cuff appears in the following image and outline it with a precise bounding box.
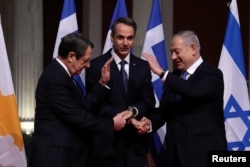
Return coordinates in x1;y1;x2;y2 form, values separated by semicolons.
104;84;110;89
161;70;169;81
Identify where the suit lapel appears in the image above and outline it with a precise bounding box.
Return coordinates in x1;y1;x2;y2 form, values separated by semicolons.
128;56;137;93
186;62;205;82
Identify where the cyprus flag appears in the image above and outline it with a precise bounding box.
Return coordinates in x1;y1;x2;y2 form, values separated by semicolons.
0;16;27;167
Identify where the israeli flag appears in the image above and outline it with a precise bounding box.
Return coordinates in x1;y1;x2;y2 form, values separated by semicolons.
102;0;128;54
142;0;168;165
53;0;86;95
218;0;250;151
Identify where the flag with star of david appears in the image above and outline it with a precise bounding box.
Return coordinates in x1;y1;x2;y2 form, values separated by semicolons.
218;0;250;151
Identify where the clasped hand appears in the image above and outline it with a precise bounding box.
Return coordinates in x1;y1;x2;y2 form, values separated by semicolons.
129;117;151;134
113;111;151;134
113;109;133;131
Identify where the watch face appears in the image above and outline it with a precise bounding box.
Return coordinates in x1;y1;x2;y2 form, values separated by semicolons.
128;106;135;116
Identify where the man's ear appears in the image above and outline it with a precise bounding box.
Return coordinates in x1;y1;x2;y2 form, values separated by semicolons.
190;44;197;55
68;52;76;63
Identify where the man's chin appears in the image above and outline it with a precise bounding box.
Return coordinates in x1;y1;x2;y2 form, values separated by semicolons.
76;71;82;75
174;63;183;70
120;49;129;54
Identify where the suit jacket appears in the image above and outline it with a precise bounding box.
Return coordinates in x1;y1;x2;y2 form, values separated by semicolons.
85;50;155;163
28;59;114;167
151;62;227;167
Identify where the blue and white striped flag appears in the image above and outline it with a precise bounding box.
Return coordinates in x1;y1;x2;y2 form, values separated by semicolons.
142;0;168;165
53;0;78;59
218;0;250;151
102;0;128;54
53;0;86;95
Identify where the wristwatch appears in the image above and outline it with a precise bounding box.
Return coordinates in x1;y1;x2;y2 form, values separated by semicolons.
128;106;137;117
159;69;167;79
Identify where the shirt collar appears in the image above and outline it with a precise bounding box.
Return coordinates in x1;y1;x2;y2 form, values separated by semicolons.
111;49;130;65
186;57;203;75
55;57;71;77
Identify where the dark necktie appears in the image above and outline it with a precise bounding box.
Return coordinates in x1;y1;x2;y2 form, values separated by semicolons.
120;60;128;92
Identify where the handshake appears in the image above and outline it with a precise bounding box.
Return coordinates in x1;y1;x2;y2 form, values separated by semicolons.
113;110;151;134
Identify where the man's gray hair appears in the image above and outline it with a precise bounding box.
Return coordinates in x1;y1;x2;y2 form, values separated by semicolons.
174;30;201;52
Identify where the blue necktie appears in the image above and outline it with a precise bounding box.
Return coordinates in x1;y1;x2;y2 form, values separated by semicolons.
72;76;86;96
120;60;128;92
182;71;188;80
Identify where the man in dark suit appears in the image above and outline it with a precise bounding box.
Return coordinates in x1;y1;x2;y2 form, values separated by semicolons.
85;17;155;167
140;30;227;167
28;32;131;167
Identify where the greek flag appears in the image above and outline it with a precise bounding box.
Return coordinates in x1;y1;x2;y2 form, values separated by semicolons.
52;0;78;59
102;0;128;54
142;0;168;165
53;0;86;95
218;0;250;151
